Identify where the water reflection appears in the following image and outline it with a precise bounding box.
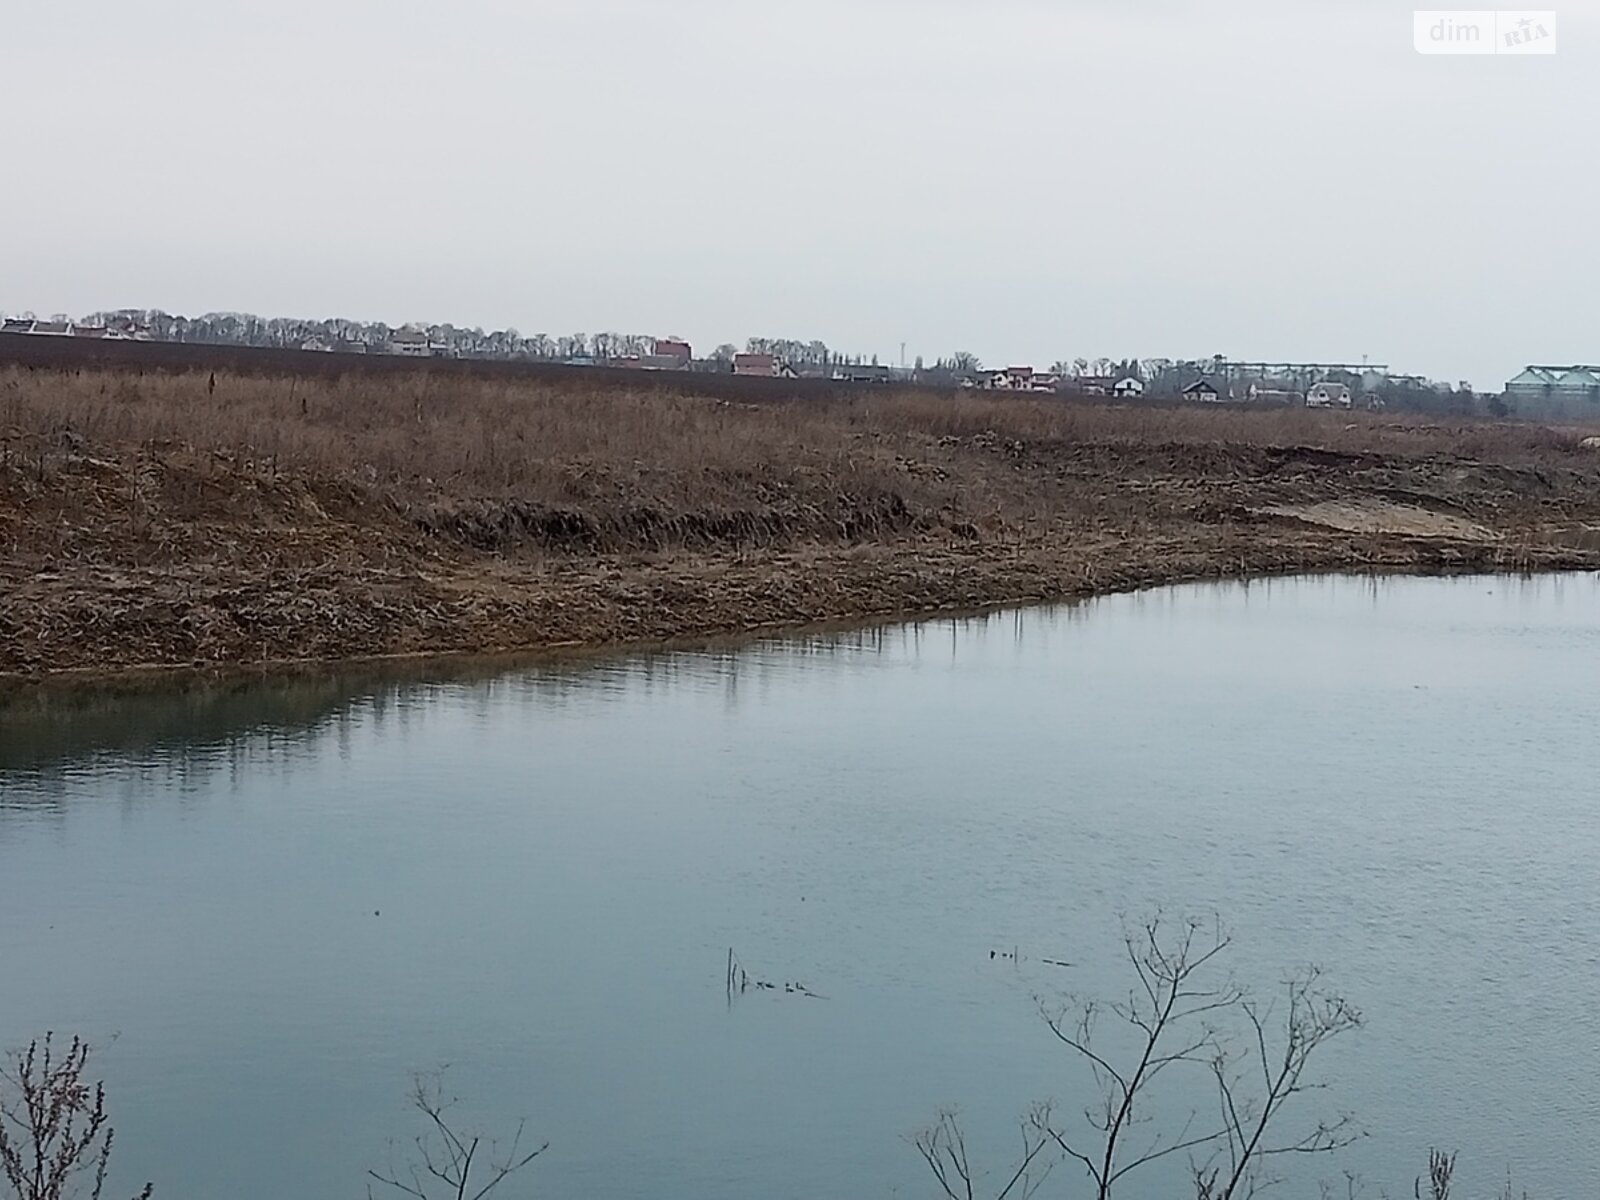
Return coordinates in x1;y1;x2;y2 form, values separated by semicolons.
0;599;1103;799
3;571;1591;803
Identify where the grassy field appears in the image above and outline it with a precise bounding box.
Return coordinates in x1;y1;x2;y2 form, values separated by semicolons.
3;365;1599;677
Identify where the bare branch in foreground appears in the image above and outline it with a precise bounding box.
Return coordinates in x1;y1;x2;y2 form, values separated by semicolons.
367;1070;546;1200
915;914;1365;1200
1200;967;1363;1199
1042;914;1241;1200
0;1033;152;1200
1416;1149;1456;1200
912;1105;1056;1200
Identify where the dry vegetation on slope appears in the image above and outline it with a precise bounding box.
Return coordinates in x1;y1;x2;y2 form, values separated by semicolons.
2;366;1599;677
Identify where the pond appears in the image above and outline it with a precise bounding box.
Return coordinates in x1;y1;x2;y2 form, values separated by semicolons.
2;573;1598;1200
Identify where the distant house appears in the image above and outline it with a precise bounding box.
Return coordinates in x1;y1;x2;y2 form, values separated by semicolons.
1113;376;1145;398
1182;379;1227;403
1306;382;1353;409
390;330;431;357
71;324;108;339
1029;373;1061;393
333;340;368;355
30;320;70;336
300;338;333;352
652;338;693;366
1074;375;1116;396
734;352;778;377
988;366;1036;391
1;318;35;335
106;318;151;340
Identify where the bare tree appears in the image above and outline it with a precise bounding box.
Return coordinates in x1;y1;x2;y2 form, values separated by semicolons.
1406;1150;1529;1200
1194;967;1362;1199
918;916;1363;1200
367;1070;545;1200
1042;917;1244;1199
0;1033;152;1200
1416;1149;1456;1200
913;1106;1056;1200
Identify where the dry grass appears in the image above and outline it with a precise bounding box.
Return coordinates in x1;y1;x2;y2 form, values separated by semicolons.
5;368;901;496
3;364;1600;676
4;366;1595;494
3;366;1596;554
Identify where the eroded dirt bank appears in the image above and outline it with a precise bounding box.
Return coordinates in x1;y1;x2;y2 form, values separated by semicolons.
2;369;1598;679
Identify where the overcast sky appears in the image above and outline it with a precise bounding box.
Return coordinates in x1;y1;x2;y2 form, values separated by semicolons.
2;0;1596;387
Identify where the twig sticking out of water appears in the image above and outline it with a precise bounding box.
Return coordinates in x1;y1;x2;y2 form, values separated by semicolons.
990;948;1074;968
725;948;827;1000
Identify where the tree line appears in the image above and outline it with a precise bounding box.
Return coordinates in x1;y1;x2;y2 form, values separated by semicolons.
5;308;1481;410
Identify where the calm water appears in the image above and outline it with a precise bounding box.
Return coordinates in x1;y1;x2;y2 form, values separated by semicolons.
3;574;1599;1200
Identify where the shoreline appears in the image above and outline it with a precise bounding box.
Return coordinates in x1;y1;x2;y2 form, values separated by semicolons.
5;540;1595;693
5;366;1600;688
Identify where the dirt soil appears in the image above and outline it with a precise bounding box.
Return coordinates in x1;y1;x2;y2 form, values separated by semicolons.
3;384;1599;681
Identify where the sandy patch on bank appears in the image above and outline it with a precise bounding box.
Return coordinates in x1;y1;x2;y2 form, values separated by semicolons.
1260;499;1499;541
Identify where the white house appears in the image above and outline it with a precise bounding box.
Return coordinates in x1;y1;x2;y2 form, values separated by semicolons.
987;366;1036;391
1182;379;1227;403
390;330;431;357
1113;377;1145;398
1306;382;1352;409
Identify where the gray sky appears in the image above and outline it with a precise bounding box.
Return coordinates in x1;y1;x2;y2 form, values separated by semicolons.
3;0;1596;387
